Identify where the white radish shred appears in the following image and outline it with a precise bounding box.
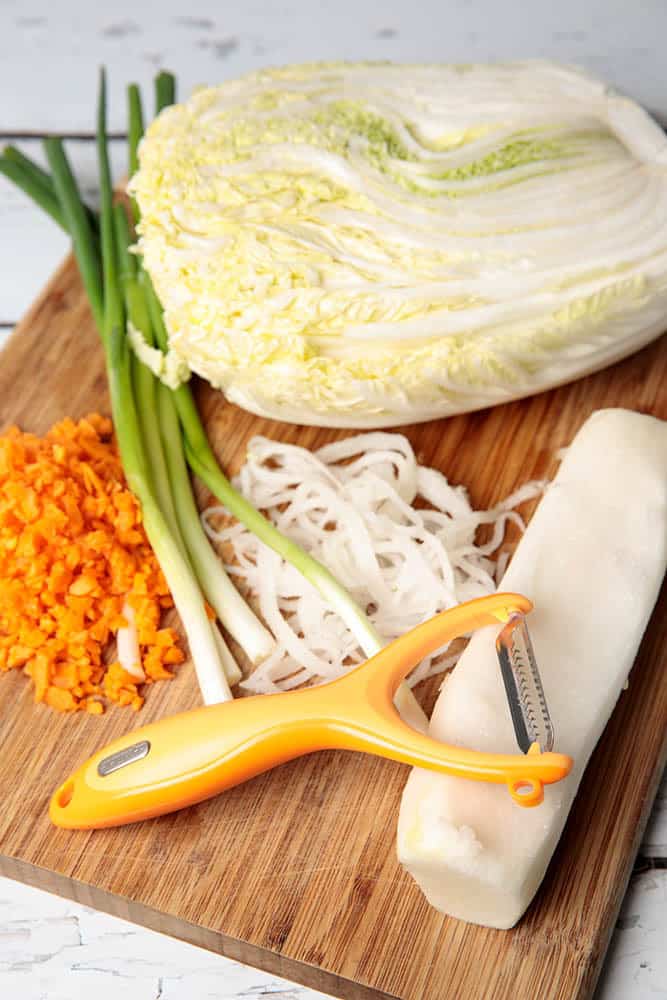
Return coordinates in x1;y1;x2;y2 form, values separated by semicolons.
201;433;545;693
116;599;145;681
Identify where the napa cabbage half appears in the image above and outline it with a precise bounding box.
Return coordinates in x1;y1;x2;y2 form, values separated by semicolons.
132;61;667;427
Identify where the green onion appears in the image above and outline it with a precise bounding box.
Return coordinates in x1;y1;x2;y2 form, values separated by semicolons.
96;69;124;348
119;90;182;538
112;199;137;281
155;71;176;114
127;84;144;224
114;202;179;538
2;144;99;234
0;149;65;229
127;85;144;180
5;144;56;193
43;138;103;331
107;325;233;703
154;376;270;667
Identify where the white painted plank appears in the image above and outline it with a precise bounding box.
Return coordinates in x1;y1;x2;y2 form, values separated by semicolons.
594;866;667;1000
0;140;125;321
0;0;666;133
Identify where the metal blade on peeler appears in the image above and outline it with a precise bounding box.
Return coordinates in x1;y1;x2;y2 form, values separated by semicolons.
495;613;554;754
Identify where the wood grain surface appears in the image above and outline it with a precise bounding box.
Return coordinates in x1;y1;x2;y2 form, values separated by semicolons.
0;253;665;1000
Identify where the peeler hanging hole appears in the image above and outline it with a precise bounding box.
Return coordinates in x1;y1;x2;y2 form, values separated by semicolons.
508;777;544;807
56;781;74;809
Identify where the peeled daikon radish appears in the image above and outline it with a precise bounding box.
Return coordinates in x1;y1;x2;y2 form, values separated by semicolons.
398;408;667;929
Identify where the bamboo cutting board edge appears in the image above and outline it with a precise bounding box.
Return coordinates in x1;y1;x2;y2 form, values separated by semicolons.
0;251;665;1000
0;853;391;1000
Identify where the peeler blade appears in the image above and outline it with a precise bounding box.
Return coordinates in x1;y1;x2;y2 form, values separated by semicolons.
495;613;554;754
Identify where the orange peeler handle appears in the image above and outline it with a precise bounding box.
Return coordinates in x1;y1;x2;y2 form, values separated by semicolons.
50;594;573;829
50;687;346;828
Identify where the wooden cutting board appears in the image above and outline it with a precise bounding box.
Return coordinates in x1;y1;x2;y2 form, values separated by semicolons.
0;254;665;1000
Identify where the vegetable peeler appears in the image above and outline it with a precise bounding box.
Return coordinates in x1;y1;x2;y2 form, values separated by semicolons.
50;593;572;829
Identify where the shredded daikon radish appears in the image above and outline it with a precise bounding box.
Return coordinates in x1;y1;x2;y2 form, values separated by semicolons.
201;434;544;693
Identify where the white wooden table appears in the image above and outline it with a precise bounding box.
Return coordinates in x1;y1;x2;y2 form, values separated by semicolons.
0;3;665;998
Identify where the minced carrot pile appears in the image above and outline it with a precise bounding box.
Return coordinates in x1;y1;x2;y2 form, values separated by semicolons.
0;414;184;713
